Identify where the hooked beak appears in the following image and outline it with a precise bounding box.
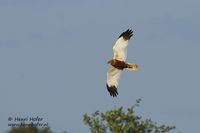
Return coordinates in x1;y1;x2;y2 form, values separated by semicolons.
107;60;112;64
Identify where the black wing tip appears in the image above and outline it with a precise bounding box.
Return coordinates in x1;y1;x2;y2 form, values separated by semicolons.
106;84;118;97
118;29;133;40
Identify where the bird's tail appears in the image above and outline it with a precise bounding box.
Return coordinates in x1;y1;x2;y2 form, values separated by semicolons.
127;63;139;72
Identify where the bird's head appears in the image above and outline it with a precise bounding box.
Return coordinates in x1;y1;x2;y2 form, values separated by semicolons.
107;59;113;64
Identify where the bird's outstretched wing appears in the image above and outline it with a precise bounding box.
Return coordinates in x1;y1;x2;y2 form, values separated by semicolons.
106;66;123;97
113;29;133;62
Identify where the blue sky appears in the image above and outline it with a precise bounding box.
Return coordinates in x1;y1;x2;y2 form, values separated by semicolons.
0;0;200;133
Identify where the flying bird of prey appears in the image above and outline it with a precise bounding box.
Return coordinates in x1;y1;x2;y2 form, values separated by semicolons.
107;29;138;97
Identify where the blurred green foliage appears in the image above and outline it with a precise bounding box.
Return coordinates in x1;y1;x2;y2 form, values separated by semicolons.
83;99;175;133
7;126;52;133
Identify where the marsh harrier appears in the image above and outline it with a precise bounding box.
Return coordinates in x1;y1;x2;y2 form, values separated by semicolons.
107;29;138;97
